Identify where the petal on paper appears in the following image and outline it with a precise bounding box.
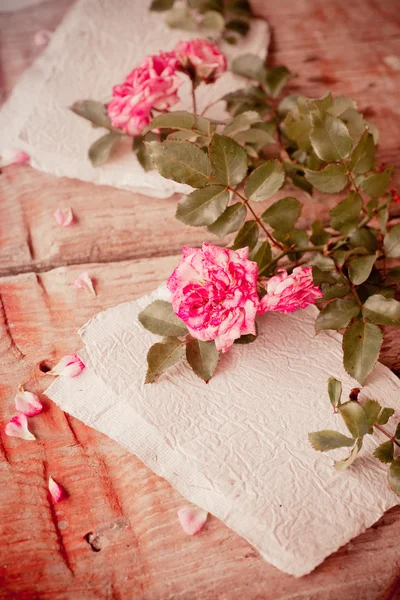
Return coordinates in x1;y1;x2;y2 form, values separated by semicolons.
177;505;208;535
5;414;36;441
15;385;43;417
73;272;96;296
34;29;52;47
48;476;65;502
0;148;30;168
54;207;74;227
48;353;85;378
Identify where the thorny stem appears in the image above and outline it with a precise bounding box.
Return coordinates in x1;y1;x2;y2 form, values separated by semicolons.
374;424;400;449
227;186;286;250
258;245;325;278
335;263;365;314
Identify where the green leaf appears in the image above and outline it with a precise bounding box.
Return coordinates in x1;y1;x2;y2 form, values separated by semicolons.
329;191;362;234
348;254;376;285
150;0;175;9
225;18;250;37
147;141;211;187
386;266;400;284
342;320;383;384
207;202;246;238
231;53;266;82
231;220;258;251
321;282;351;301
361;168;392;199
209;134;248;186
310;113;353;162
348;131;376;174
376;407;395;425
349;228;379;253
338;401;369;438
186;337;219;382
305;164;348;193
316;299;360;332
377;205;389;234
334;439;361;471
176;185;229;226
250;240;272;270
139;300;187;336
308;430;354;452
133;138;153;172
244;160;285;202
395;422;400;439
165;5;197;29
224;111;262;136
261;197;302;233
310;220;330;246
384;224;400;258
265;66;292;98
388;459;400;495
145;337;185;383
88;132;122;167
373;440;394;464
70;100;112;129
362;399;381;428
283;162;313;194
363;294;400;326
328;376;342;407
145;111;212;137
201;9;225;30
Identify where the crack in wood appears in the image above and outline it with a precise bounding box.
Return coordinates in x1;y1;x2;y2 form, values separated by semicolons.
0;292;25;358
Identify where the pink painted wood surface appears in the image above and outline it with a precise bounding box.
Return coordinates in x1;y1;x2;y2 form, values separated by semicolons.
1;1;400;599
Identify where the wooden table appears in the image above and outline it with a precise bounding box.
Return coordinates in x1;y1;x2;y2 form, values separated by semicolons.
1;1;400;598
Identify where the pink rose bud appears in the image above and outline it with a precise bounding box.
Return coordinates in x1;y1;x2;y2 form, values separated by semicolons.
15;385;43;417
73;272;96;296
167;243;259;353
178;506;208;535
48;476;65;502
259;267;323;314
174;39;227;83
5;414;36;441
54;207;74;227
48;353;85;378
0;148;30;168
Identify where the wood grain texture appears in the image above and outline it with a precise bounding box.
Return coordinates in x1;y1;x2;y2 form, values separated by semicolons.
1;0;400;598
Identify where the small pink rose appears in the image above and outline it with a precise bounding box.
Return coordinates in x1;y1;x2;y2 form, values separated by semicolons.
48;476;66;502
177;505;208;535
15;385;43;417
73;272;96;296
5;414;36;441
174;39;227;83
0;149;30;168
48;353;85;378
259;267;323;314
54;207;74;227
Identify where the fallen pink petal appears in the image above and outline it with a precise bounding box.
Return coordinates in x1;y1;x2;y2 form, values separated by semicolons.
54;207;74;227
15;385;43;417
177;505;208;535
0;148;30;168
5;414;36;441
34;29;52;47
48;476;65;502
73;272;96;296
48;353;85;378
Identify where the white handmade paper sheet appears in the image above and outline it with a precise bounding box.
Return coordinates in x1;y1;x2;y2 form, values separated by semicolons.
0;0;269;198
46;286;400;577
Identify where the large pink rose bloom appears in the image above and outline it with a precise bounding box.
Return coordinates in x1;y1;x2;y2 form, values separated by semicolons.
107;52;182;135
167;243;259;352
259;267;322;314
174;39;227;83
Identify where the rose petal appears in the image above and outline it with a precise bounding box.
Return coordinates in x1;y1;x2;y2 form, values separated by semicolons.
48;353;85;378
177;505;208;535
34;29;52;47
73;272;96;296
54;207;74;227
0;149;30;168
15;385;43;417
5;414;36;441
48;476;65;502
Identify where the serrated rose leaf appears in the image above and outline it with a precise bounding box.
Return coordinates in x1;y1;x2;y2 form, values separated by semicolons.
207;202;246;238
363;295;400;326
338;401;369;438
176;185;229;227
342;321;383;384
73;272;96;296
244;160;285;202
361;168;391;199
5;414;35;441
54;207;74;227
265;66;292;98
48;476;66;502
177;505;208;535
334;439;361;471
145;111;211;137
348;254;376;285
70;100;112;129
308;430;354;452
327;376;342;407
48;354;85;378
231;220;258;251
362;399;381;428
348;131;375;174
310;113;352;161
145;337;185;384
395;422;400;440
261;196;302;233
201;10;225;31
209;134;248;187
316;299;360;332
304;164;348;193
310;220;330;246
89;132;122;167
377;407;395;425
388;459;400;495
320;282;351;301
147;141;211;188
15;385;43;417
231;53;266;82
384;224;400;258
186;337;219;382
224;111;261;136
373;440;394;464
250;240;272;271
139;300;187;336
329;191;362;234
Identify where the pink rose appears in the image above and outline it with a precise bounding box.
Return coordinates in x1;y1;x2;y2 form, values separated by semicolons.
167;243;259;352
259;267;322;314
174;39;227;83
107;52;182;135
